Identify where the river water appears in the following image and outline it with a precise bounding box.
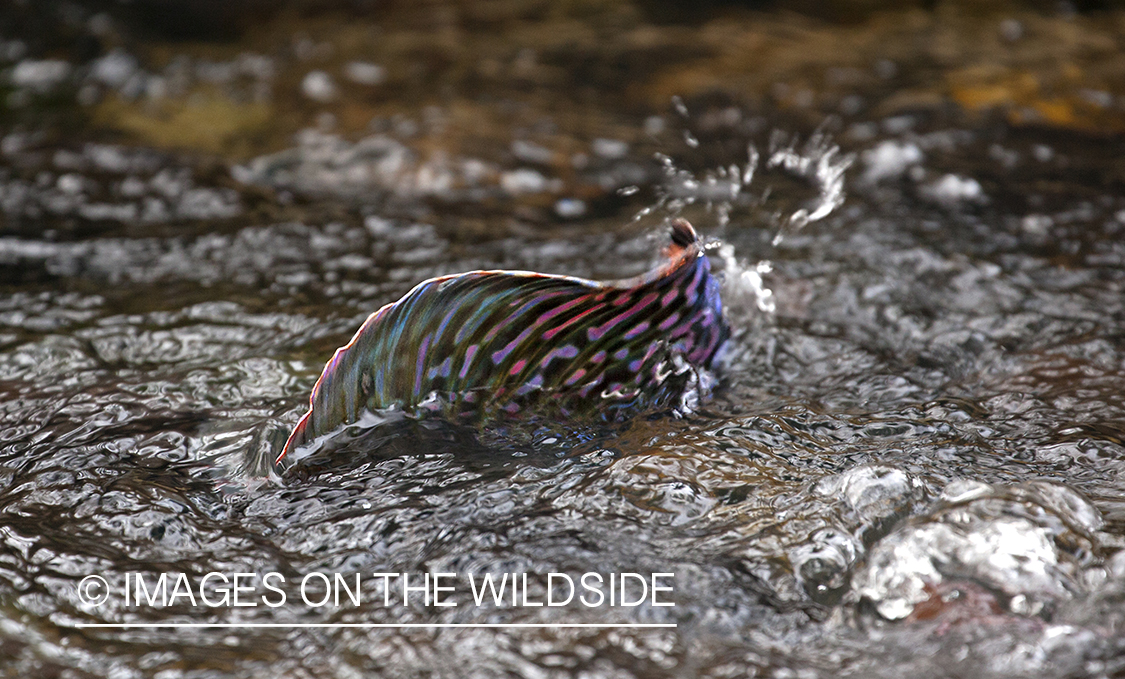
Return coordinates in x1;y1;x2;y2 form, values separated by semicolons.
2;39;1125;679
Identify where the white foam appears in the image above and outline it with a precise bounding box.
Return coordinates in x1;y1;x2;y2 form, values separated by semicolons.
861;140;923;183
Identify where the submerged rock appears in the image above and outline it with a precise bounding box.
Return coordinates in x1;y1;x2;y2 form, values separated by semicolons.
851;480;1106;621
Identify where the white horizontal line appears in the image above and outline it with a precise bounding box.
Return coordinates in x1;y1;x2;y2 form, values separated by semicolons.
75;623;677;629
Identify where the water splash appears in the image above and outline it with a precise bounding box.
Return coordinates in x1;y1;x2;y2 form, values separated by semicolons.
636;140;848;253
647;100;852;236
634;107;854;338
636;148;760;227
764;129;852;241
714;242;776;315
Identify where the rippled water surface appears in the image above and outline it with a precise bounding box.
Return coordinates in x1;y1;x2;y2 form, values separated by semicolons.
2;105;1125;678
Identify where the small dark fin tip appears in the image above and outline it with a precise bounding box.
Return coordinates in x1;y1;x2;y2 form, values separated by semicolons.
670;218;698;248
275;412;309;466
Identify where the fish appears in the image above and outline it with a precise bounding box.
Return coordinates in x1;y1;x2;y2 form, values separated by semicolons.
277;219;728;466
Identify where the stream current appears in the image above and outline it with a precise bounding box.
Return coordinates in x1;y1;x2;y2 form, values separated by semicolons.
1;110;1124;678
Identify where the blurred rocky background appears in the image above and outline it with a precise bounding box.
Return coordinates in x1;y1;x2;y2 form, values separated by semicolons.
2;0;1125;235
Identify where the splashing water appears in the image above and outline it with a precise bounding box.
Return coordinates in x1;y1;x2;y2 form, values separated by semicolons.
643;101;852;234
714;243;776;315
634;111;854;341
764;129;853;237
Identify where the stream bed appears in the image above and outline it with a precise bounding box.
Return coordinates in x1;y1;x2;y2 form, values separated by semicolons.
2;3;1125;677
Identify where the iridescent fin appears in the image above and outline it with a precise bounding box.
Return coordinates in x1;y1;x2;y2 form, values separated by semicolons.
278;219;728;464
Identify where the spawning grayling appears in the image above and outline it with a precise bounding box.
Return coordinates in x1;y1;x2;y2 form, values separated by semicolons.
278;219;729;466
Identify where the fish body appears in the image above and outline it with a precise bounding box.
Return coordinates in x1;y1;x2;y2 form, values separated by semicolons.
278;219;728;465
